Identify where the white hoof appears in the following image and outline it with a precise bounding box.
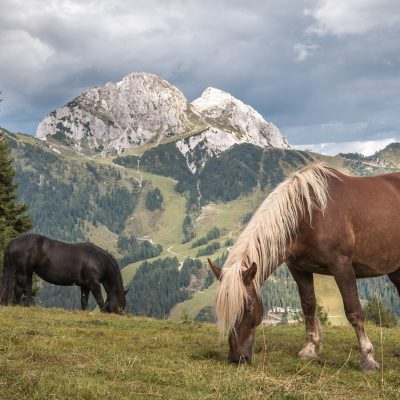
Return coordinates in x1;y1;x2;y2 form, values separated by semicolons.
361;358;380;372
298;345;318;359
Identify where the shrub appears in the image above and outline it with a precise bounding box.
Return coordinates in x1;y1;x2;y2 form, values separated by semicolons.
364;296;398;327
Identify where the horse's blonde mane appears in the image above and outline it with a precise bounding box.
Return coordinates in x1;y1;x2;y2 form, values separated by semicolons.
214;162;338;336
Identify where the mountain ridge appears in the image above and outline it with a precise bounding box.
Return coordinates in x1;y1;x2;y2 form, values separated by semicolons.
35;72;288;156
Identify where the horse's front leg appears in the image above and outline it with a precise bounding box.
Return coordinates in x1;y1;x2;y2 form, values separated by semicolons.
288;265;322;359
88;281;106;312
331;255;380;371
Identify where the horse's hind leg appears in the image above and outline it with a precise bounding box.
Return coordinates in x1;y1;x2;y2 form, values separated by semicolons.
81;286;90;311
387;268;400;355
88;282;106;312
331;256;379;371
24;273;34;306
288;266;322;359
13;284;23;305
13;271;27;305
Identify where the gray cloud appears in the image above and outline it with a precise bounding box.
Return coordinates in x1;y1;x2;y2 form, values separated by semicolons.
0;0;399;151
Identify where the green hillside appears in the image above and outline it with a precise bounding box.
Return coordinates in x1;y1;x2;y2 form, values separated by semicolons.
169;282;219;321
0;306;399;400
3;126;400;324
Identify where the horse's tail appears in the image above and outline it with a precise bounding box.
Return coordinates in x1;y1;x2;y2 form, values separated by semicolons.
0;244;13;305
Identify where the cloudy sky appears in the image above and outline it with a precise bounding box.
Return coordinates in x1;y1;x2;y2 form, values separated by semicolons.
1;0;399;155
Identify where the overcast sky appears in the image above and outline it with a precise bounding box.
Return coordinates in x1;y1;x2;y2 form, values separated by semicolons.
1;0;399;155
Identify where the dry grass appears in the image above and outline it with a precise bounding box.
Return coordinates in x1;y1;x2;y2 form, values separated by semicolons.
1;307;400;399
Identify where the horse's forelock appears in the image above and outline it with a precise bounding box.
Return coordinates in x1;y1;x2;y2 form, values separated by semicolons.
214;261;248;337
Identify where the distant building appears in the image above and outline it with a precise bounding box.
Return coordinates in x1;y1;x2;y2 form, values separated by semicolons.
263;307;301;326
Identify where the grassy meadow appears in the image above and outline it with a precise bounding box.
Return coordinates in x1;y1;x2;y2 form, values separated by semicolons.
1;306;400;399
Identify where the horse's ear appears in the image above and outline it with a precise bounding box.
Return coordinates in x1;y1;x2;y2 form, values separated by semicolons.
242;262;257;285
207;258;222;280
124;289;129;295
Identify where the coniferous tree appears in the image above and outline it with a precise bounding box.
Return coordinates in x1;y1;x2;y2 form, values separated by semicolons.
145;187;164;211
363;296;398;327
0;132;33;274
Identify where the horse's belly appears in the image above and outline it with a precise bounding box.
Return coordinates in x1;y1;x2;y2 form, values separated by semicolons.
352;243;400;277
290;261;331;275
35;268;80;286
352;262;400;278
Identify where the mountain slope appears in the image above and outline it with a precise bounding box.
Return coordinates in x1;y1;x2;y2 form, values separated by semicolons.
4;126;317;317
5;127;400;324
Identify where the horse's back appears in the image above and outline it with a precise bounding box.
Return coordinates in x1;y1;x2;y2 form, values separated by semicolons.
331;172;400;220
39;241;107;285
292;171;400;277
7;234;98;285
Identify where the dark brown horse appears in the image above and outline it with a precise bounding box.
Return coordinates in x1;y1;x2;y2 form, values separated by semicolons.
208;163;400;371
0;234;127;313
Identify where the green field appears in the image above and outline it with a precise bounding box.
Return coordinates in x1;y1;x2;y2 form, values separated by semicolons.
1;307;400;399
169;282;218;321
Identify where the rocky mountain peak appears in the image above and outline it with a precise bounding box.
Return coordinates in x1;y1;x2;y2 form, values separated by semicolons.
36;72;288;155
191;87;234;111
191;87;288;149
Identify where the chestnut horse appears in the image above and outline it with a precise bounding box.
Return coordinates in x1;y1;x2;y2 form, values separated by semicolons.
0;234;127;313
208;162;400;371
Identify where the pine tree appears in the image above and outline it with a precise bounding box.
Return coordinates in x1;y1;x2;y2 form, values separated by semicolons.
0;132;33;275
364;295;398;328
145;187;164;211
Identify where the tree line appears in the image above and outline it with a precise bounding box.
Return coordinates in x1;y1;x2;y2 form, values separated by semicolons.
117;234;163;268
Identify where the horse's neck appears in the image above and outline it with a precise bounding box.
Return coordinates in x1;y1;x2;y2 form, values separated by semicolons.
261;255;287;285
102;273;121;295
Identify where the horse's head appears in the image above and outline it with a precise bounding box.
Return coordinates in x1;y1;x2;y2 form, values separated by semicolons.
208;258;263;364
105;289;128;314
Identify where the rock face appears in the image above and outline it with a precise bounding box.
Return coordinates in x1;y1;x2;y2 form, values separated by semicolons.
36;73;203;154
36;72;288;155
191;87;288;149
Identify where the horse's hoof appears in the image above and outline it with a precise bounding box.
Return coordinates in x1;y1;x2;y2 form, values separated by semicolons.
298;347;318;359
361;359;380;372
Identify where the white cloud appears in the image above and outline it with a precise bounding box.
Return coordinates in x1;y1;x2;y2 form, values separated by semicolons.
295;137;398;156
305;0;400;36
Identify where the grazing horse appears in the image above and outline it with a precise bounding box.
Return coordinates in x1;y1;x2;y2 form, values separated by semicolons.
0;234;127;313
208;162;400;371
